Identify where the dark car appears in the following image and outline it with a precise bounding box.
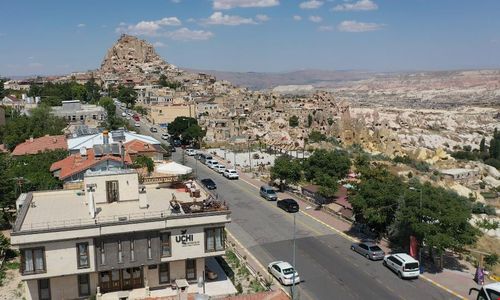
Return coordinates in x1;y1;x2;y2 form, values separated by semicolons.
277;199;299;213
350;241;385;260
150;127;158;133
173;140;182;147
200;178;217;190
170;145;176;152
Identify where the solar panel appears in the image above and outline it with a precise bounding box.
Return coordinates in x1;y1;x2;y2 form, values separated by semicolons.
93;145;103;157
111;143;121;155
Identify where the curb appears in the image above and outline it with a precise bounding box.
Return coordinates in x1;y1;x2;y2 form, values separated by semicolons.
420;275;467;300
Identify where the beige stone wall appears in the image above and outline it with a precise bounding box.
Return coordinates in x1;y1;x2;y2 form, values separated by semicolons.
21;238;96;281
26;273;98;300
149;104;196;125
85;172;139;204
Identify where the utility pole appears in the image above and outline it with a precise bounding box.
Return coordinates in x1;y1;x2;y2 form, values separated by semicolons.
291;212;297;300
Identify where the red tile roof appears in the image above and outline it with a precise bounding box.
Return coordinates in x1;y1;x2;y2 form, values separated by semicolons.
142;290;289;300
50;148;132;180
124;140;157;155
12;135;67;156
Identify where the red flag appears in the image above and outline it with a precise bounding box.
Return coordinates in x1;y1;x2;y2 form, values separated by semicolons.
410;236;418;258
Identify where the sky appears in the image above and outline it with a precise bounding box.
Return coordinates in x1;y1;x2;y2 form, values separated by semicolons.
1;0;500;76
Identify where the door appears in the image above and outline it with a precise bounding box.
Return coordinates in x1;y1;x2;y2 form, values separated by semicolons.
111;270;121;291
106;181;119;203
131;267;143;288
359;244;368;255
122;268;133;290
272;265;281;279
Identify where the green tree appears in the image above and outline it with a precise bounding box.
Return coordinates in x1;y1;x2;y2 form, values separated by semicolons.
134;105;148;115
479;137;486;153
307;114;313;128
0;78;6;98
182;124;205;145
303;149;351;182
117;85;137;108
270;156;302;186
289;115;299;127
0;105;67;150
85;77;101;103
99;97;115;117
350;166;403;235
308;131;327;143
158;75;182;89
168;117;197;137
133;155;154;174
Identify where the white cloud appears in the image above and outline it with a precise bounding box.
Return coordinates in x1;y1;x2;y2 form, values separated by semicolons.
153;41;167;48
213;0;279;9
77;23;86;28
337;20;384;32
318;25;334;31
333;0;378;11
166;28;214;41
28;62;43;68
204;12;265;25
256;14;270;22
171;0;181;3
293;15;302;21
309;15;322;23
300;1;323;9
116;17;182;36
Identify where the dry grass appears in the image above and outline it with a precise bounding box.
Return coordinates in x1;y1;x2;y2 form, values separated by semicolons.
471;235;500;275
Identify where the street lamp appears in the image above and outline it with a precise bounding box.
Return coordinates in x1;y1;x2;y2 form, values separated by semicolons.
409;186;423;273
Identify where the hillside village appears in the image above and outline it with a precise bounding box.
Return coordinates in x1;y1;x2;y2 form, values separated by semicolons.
1;34;500;300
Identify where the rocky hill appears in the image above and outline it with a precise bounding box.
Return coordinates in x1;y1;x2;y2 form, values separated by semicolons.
100;34;170;74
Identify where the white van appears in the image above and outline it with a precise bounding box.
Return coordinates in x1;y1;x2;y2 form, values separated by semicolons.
206;159;219;170
383;253;420;279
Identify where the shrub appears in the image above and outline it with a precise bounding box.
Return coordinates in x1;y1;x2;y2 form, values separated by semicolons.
485;253;499;269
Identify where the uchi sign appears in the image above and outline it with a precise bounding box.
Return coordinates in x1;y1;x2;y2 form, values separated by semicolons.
175;229;200;247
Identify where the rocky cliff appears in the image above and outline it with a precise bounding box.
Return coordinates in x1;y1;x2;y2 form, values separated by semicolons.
100;34;170;74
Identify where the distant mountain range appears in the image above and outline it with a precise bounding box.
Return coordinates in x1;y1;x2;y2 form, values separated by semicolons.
184;68;379;90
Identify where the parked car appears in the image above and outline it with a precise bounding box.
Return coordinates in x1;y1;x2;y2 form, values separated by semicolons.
383;253;420;279
134;122;141;127
185;149;197;156
150;127;158;133
350;242;385;260
277;199;299;213
260;185;278;201
469;282;500;300
206;159;219;169
200;178;217;190
214;164;226;174
173;140;182;147
199;153;213;164
121;112;127;117
268;261;300;286
170;145;176;152
161;133;170;140
223;169;239;180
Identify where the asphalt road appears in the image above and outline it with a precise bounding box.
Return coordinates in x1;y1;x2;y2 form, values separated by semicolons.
117;106;458;300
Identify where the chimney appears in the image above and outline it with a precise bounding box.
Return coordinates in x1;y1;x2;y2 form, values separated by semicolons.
29;137;34;143
103;130;109;144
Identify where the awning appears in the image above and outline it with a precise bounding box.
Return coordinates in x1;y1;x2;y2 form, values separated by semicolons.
155;162;192;175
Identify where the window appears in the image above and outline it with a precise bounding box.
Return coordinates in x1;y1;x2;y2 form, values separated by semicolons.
92;114;97;120
205;227;225;252
359;244;368;250
80;115;84;121
78;274;90;297
159;263;170;284
38;279;51;300
185;259;196;281
130;239;135;261
105;180;119;203
21;248;45;274
76;243;89;269
118;240;123;263
100;241;106;265
147;237;152;260
160;233;171;257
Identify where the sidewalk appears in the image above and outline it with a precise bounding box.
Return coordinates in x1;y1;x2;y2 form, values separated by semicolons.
230;168;483;300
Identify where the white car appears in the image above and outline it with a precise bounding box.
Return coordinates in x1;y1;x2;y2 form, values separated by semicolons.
214;164;226;174
206;159;219;169
185;149;197;156
121;112;127;117
268;261;300;286
134;122;141;127
161;133;170;140
383;253;420;279
223;169;239;179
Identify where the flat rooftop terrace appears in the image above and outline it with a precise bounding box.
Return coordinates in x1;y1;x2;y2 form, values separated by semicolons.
15;184;228;233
